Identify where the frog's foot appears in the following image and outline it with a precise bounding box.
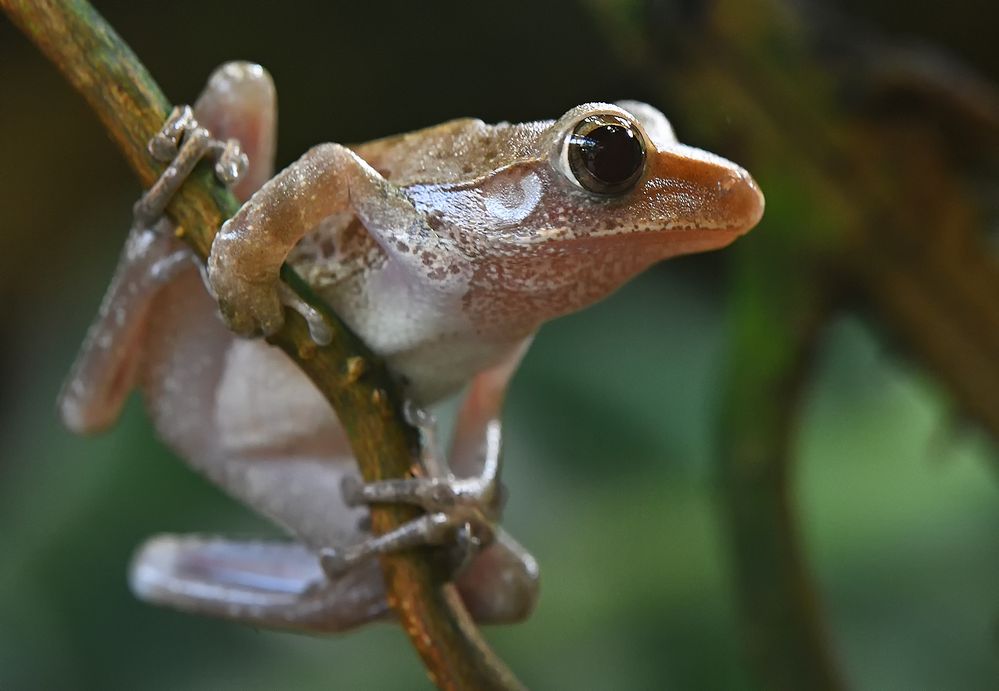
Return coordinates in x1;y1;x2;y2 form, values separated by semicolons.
320;473;500;578
130;531;539;631
319;399;504;577
130;534;390;633
133;105;249;229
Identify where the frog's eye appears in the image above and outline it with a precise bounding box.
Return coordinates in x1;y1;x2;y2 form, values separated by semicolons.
566;114;646;196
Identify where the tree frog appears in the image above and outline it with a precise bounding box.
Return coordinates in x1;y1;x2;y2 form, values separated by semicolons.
58;62;764;633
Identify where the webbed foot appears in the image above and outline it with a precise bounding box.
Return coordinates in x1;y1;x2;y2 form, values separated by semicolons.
130;534;390;633
130;530;539;630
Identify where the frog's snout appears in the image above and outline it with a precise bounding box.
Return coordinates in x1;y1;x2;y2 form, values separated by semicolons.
650;147;765;238
721;165;765;236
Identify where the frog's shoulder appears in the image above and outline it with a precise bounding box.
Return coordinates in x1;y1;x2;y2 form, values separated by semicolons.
350;117;551;187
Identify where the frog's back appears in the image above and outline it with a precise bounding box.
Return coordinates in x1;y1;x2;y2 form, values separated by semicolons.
350;118;550;187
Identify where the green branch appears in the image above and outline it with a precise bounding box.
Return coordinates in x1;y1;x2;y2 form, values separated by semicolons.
0;1;522;689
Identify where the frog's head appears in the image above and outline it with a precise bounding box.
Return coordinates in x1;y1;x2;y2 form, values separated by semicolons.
544;101;763;248
462;101;764;336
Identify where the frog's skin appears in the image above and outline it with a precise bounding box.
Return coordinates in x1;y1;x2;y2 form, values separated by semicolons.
59;62;764;633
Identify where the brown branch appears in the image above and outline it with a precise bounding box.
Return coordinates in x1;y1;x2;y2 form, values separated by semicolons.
0;1;522;688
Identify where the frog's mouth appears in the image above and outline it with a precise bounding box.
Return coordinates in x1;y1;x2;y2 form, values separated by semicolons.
562;225;749;262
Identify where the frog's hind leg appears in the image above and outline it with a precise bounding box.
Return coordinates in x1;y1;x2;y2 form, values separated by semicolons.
316;345;541;624
59;63;278;435
322;345;527;575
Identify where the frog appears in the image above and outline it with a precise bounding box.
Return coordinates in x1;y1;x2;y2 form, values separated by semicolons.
58;62;764;633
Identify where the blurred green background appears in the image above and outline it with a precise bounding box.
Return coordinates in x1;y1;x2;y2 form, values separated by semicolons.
0;1;997;689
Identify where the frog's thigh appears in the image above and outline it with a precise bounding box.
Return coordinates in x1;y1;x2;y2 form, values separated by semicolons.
212;338;348;456
194;61;277;200
454;529;540;624
202;453;368;553
60;63;277;435
168;336;365;550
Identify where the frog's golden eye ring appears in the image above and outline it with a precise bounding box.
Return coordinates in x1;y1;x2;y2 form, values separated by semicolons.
566;115;646;196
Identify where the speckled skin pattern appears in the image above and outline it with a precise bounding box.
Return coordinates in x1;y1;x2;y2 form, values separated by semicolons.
59;63;763;633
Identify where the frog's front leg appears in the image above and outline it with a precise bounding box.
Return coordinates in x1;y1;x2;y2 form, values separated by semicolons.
207;142;438;338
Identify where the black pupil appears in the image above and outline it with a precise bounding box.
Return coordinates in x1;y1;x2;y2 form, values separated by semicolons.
576;124;643;184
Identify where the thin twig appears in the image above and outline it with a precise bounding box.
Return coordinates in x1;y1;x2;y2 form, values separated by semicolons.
0;1;523;688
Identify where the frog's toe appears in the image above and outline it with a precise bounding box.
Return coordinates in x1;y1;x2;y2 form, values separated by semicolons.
217;304;260;338
248;288;286;336
211;277;285;338
235;304;284;338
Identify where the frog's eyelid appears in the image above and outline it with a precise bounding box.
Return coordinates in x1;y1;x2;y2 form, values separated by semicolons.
612;101;675;150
